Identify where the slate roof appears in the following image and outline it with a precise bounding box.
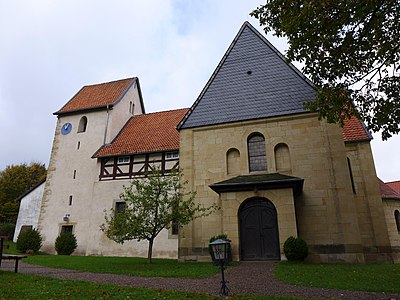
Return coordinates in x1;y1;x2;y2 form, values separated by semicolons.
342;116;372;142
209;173;304;195
93;108;189;158
55;78;145;115
386;180;400;195
379;179;400;200
178;21;315;130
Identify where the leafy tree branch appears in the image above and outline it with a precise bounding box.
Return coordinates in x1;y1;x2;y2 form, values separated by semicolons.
251;0;400;139
101;168;217;263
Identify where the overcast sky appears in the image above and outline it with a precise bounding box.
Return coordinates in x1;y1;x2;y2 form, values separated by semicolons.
0;0;398;182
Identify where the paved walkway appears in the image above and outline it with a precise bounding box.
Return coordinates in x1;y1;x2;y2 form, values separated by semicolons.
1;260;399;299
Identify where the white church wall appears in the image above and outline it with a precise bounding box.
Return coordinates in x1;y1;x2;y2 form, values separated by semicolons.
13;182;45;242
106;83;144;144
85;177;178;258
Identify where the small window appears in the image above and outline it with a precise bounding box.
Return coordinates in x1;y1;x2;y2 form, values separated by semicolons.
395;210;400;232
73;170;76;179
78;116;88;133
129;101;134;114
248;133;267;172
20;225;33;233
118;156;130;164
77;141;81;150
347;157;356;194
61;225;73;234
171;220;179;235
115;202;126;215
69;195;73;206
166;151;179;160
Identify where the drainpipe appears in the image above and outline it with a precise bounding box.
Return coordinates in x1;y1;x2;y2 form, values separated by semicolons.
104;105;110;145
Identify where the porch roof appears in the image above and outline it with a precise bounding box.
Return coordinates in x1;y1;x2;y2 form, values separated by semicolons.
209;173;304;195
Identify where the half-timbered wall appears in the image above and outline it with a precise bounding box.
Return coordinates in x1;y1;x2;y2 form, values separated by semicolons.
99;151;179;180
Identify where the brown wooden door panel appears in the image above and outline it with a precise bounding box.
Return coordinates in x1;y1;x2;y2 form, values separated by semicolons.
239;198;280;261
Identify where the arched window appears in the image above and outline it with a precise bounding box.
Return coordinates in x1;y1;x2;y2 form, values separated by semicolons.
78;116;88;133
274;143;291;172
226;148;240;175
247;133;267;172
395;210;400;232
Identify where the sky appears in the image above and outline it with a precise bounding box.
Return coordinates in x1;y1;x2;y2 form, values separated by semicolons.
0;0;398;182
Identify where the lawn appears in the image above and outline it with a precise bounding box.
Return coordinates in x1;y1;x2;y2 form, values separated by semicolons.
4;240;400;295
0;271;301;300
275;261;400;294
1;239;19;254
24;255;223;278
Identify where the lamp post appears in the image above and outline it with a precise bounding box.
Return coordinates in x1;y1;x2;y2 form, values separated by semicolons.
209;239;230;297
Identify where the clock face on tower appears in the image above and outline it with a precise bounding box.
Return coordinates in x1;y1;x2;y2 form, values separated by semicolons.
61;122;72;135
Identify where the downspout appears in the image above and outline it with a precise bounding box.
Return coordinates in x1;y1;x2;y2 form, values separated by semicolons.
104;105;110;145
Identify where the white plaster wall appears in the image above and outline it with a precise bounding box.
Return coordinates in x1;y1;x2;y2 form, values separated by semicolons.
86;177;178;258
38;83;177;258
38;109;108;254
105;82;144;144
13;182;45;242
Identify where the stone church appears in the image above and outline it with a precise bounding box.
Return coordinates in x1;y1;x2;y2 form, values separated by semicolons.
31;22;399;263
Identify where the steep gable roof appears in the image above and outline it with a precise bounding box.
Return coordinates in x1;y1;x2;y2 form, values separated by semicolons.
178;21;315;130
379;178;400;200
93;108;189;158
55;77;145;115
342;116;372;142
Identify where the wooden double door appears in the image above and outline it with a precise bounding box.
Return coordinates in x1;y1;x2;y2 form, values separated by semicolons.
239;198;280;260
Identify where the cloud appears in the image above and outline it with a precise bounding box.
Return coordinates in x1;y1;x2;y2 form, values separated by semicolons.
0;0;398;182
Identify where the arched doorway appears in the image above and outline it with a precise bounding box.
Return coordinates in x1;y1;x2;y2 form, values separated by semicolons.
239;198;280;260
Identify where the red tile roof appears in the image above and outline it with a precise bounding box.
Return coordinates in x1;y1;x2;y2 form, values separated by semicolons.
342;116;371;142
386;181;400;195
93;108;189;158
379;178;400;200
55;78;136;115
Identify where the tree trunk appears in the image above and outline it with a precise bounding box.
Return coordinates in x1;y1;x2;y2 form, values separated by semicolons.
147;239;154;264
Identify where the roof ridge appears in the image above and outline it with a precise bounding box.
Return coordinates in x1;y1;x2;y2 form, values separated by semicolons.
138;107;189;117
177;22;250;130
82;77;136;88
177;21;315;130
55;77;138;115
243;22;315;90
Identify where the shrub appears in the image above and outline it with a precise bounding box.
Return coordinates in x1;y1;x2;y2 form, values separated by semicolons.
16;229;42;253
209;234;232;265
0;223;16;240
55;232;77;255
283;236;308;261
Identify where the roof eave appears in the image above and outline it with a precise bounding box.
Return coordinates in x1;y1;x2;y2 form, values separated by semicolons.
54;104;113;116
344;137;372;144
209;177;304;195
92;148;180;159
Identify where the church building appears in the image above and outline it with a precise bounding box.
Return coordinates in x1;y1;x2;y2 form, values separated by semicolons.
34;22;399;263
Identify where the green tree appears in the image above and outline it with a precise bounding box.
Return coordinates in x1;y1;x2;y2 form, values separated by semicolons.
0;162;46;223
101;168;216;263
251;0;400;139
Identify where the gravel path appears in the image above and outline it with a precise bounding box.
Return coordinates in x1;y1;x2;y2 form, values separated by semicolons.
1;260;399;299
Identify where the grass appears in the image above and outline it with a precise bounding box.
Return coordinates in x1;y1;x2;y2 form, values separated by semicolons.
0;271;213;300
1;240;19;254
0;271;302;300
275;261;400;294
4;241;400;295
24;255;223;278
